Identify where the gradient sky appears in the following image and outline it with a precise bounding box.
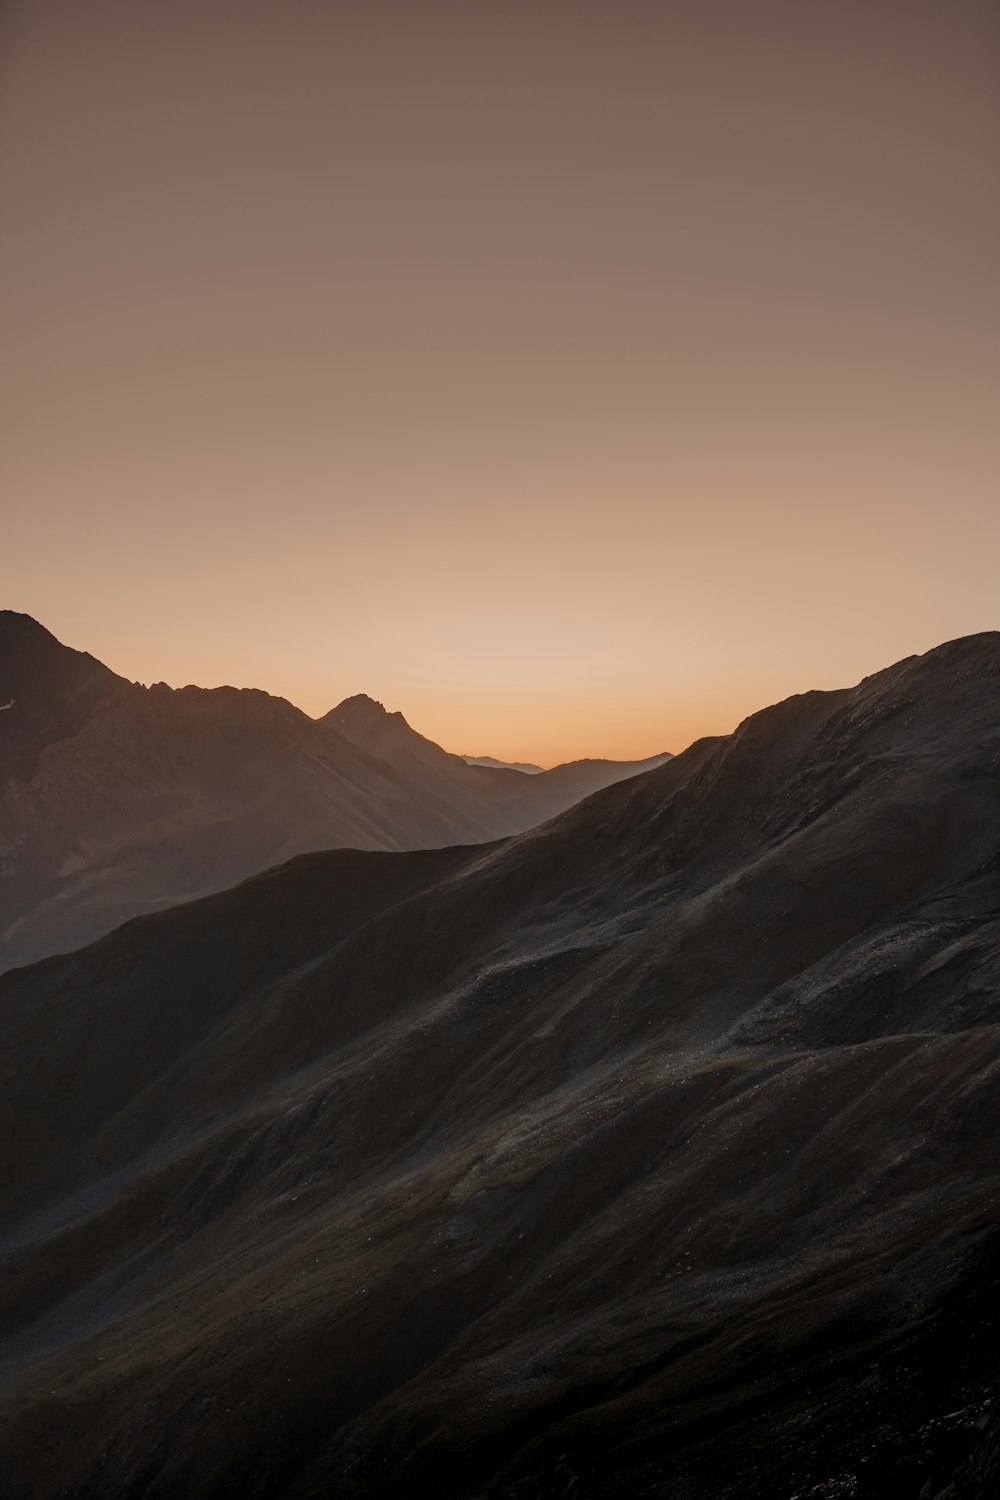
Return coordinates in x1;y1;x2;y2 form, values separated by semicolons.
2;0;998;764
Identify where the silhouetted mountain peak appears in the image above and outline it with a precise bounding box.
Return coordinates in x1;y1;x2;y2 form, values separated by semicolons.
0;609;47;641
332;691;384;712
323;692;449;764
0;610;94;662
0;610;131;765
326;692;407;728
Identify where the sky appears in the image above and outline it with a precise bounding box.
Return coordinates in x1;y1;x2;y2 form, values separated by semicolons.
2;0;998;765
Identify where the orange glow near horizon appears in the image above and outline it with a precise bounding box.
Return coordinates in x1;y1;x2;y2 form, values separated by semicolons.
2;1;998;765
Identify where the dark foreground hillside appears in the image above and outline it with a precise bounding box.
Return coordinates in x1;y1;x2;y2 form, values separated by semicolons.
2;633;1000;1498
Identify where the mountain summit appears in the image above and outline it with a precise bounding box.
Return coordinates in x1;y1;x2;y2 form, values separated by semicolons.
0;610;131;763
324;691;398;730
322;692;456;769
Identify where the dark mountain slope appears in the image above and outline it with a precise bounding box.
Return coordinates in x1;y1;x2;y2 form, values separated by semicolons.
2;634;1000;1498
0;620;668;973
0;612;131;766
536;747;672;805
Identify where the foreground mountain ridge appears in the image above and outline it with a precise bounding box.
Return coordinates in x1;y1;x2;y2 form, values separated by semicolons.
2;632;1000;1496
0;612;669;972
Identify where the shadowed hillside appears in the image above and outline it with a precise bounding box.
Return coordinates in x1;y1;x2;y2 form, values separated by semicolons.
0;614;668;972
2;633;1000;1497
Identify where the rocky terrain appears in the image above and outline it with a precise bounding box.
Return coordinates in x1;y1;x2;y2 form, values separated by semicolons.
1;632;999;1497
0;613;667;972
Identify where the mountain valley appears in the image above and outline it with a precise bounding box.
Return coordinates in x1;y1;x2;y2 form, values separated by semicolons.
2;633;999;1496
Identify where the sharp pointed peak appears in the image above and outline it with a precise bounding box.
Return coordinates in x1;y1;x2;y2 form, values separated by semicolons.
324;693;408;724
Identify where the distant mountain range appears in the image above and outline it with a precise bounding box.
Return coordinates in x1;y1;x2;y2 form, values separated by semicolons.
0;612;670;971
462;754;545;773
2;632;1000;1496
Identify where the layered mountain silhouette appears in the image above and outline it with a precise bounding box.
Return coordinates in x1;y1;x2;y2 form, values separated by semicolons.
327;693;668;801
2;632;1000;1497
462;755;545;773
0;613;668;972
